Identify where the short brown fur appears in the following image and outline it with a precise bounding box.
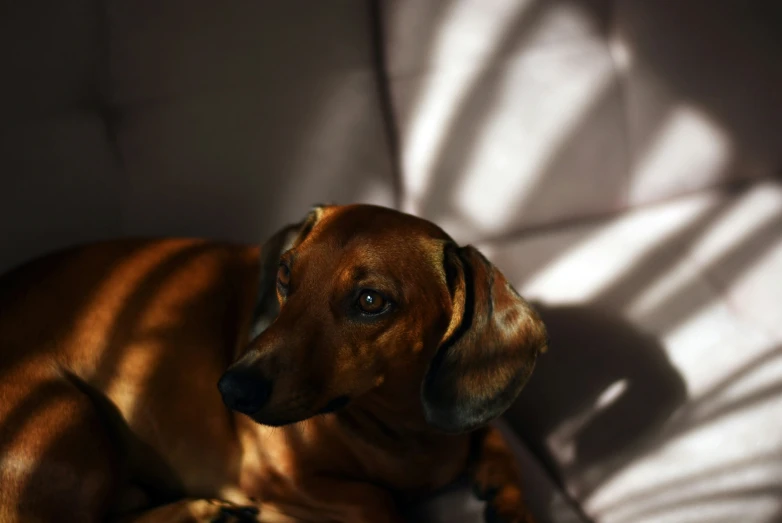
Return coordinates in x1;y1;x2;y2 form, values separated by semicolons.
0;205;546;523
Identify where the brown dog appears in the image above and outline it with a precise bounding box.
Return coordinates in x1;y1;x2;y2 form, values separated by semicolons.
0;204;547;523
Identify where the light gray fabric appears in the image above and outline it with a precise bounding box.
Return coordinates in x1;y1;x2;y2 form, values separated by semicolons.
489;182;782;523
383;0;782;243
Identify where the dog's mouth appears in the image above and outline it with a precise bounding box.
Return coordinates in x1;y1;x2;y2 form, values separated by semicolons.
246;395;352;427
316;395;351;415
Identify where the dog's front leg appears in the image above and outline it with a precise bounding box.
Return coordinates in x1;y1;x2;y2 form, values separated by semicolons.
470;425;536;523
112;498;261;523
288;478;405;523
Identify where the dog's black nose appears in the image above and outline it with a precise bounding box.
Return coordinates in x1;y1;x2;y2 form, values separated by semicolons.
217;368;272;415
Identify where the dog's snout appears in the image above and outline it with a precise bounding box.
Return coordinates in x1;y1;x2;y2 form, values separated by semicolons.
218;368;272;416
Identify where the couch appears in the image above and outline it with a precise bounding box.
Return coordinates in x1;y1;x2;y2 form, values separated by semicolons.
2;1;781;522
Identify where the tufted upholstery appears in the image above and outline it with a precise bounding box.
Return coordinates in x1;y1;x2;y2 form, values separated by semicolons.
1;0;397;272
2;1;781;522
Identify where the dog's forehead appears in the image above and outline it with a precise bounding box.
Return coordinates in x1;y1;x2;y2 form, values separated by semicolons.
295;205;451;279
318;205;451;243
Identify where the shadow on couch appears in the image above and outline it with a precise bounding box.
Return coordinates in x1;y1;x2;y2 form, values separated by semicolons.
505;302;688;501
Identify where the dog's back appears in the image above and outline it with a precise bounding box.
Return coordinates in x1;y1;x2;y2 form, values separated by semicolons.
0;206;545;523
0;239;260;521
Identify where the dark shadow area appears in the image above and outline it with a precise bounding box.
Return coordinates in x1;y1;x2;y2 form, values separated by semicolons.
615;1;782;180
582;347;782;522
599;342;782;520
505;303;687;499
487;179;782;517
402;477;484;523
504;298;782;520
105;1;398;245
0;1;399;274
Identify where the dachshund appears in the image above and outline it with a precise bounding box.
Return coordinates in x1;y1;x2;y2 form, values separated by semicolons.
0;204;547;523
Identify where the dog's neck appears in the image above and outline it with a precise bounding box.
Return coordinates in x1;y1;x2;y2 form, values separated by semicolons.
334;370;435;449
323;378;470;494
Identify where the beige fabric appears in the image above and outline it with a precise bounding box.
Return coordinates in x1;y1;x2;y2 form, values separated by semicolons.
384;0;627;243
486;182;782;522
384;0;781;243
615;1;782;204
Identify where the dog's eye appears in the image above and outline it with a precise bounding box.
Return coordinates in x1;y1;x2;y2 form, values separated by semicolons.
277;263;290;288
357;290;387;314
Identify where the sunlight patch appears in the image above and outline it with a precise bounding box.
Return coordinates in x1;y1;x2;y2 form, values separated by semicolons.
630;106;733;201
401;0;535;208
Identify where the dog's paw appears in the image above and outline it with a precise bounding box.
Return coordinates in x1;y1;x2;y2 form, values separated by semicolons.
480;486;535;523
202;500;259;523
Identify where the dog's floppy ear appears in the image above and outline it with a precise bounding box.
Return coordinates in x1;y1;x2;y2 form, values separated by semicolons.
286;203;332;250
249;204;331;338
422;245;548;433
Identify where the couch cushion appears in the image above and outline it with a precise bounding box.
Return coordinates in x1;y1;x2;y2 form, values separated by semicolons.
0;0;103;120
107;1;376;103
0;112;122;273
384;0;626;243
1;1;398;269
475;181;782;522
105;0;397;242
0;0;118;273
384;1;782;241
613;1;782;205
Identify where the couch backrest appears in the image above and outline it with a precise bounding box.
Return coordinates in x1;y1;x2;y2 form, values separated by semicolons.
383;0;782;243
2;0;780;268
0;0;397;273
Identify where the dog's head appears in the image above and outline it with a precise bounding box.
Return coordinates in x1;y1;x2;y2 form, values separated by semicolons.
218;205;547;433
